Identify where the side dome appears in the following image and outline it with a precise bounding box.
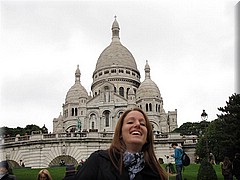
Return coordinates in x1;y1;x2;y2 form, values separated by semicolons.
136;78;161;99
94;17;139;73
136;61;161;99
65;65;88;104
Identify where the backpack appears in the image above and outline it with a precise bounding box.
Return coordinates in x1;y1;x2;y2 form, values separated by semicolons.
181;151;190;166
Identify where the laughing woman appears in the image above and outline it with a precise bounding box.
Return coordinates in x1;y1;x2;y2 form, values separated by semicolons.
74;107;167;180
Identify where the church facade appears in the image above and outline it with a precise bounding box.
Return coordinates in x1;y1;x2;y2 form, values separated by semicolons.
53;18;177;135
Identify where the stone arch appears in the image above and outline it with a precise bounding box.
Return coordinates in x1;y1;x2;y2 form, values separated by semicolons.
49;155;78;167
150;121;160;134
66;125;76;133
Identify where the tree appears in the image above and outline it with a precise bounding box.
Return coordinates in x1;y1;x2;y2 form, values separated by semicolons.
196;93;240;162
173;121;209;136
0;124;43;137
217;93;240;159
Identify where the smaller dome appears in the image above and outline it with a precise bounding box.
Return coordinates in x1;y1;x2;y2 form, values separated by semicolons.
65;66;88;103
65;83;88;103
136;78;161;99
136;61;161;99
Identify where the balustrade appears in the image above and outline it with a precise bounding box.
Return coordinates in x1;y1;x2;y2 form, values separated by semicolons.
0;132;197;145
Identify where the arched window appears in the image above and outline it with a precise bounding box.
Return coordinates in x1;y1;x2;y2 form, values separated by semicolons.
146;104;149;112
156;104;158;112
75;108;78;116
118;112;123;118
104;86;110;102
114;87;116;93
71;108;74;116
126;88;130;99
158;105;160;112
149;103;152;111
103;111;110;127
91;122;94;129
119;87;124;97
66;109;68;117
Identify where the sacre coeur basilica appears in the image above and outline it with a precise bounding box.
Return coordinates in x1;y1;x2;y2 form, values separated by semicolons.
53;17;177;136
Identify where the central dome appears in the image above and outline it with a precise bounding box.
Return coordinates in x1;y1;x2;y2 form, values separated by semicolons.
95;42;138;71
94;18;138;73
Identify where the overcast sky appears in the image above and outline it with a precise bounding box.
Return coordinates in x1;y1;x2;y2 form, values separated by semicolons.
0;0;238;132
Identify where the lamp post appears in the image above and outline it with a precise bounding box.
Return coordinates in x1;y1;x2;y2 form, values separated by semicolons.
201;109;209;160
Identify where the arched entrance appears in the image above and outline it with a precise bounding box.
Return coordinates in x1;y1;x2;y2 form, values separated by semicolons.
49;155;78;167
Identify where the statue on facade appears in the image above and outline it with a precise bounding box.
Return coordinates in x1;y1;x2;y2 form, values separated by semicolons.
77;117;81;132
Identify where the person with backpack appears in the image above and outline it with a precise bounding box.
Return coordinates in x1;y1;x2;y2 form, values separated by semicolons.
171;142;183;180
221;157;233;180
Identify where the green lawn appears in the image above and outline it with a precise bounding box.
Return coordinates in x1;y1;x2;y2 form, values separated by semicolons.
13;166;65;180
162;164;237;180
13;164;236;180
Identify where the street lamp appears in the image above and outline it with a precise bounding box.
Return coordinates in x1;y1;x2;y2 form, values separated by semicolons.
201;110;208;121
201;109;209;160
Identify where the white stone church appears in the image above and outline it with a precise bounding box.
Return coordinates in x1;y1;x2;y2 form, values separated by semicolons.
53;18;178;135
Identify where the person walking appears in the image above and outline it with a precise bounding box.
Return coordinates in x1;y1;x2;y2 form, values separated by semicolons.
209;153;216;165
74;107;167;179
171;142;183;180
62;164;76;180
233;153;240;180
221;157;233;180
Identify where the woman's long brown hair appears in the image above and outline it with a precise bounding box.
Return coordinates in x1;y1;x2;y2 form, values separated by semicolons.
109;107;167;179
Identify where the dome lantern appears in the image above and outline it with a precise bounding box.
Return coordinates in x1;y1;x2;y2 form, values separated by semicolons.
75;65;81;83
144;60;151;79
112;16;120;42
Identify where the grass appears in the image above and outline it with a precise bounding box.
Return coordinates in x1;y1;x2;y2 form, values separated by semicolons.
13;164;237;180
162;164;237;180
13;166;65;180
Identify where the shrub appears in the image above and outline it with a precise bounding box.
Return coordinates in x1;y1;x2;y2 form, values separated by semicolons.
197;158;218;180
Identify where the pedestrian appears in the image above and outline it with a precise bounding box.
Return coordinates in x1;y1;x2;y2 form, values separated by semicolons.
76;159;85;171
0;160;17;180
209;153;216;165
74;107;167;179
62;164;76;180
37;169;52;180
221;157;233;180
233;153;240;180
171;142;183;180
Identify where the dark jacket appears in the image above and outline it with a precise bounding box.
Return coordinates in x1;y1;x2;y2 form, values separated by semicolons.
233;156;240;176
74;150;162;180
0;174;16;180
